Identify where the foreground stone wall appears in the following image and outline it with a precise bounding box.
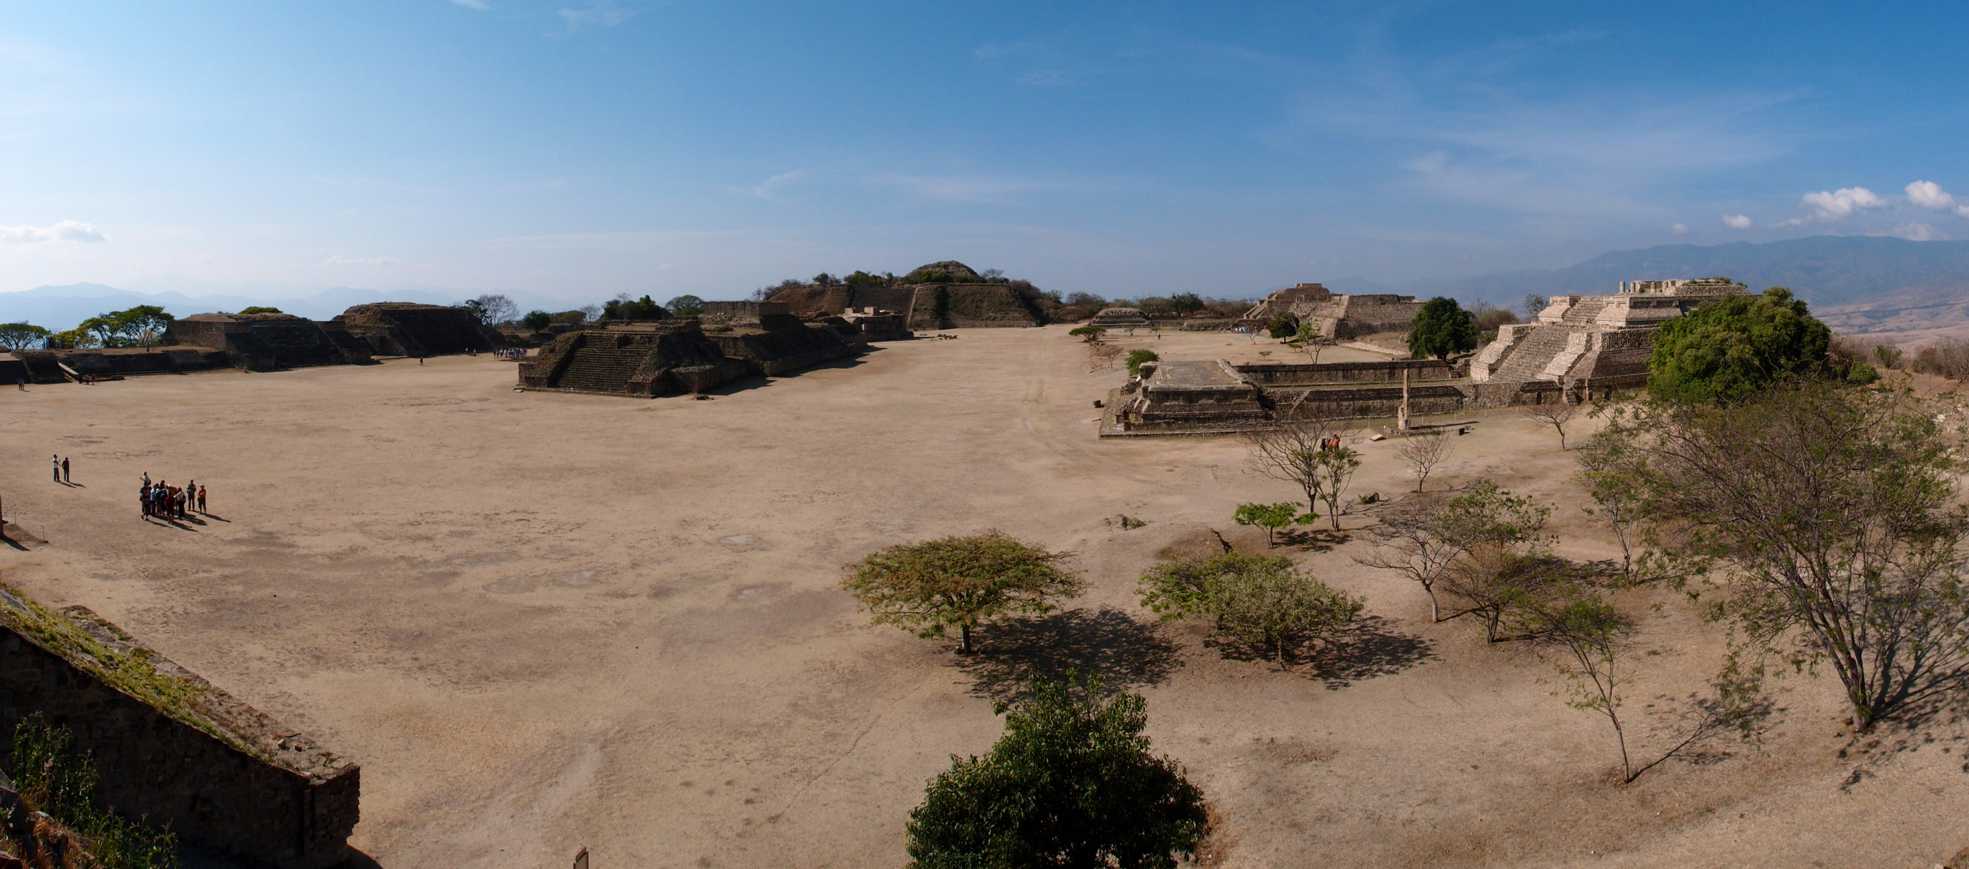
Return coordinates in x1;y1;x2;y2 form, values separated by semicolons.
169;315;371;371
0;588;359;868
1236;359;1456;386
337;303;498;357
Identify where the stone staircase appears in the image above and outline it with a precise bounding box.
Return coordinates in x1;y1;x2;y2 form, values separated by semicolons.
554;344;647;393
1487;324;1574;383
1560;296;1609;325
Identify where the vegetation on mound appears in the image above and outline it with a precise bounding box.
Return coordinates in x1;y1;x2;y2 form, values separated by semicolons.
1647;287;1860;404
906;677;1207;868
0;585;262;761
1124;349;1158;377
10;714;180;868
1139;552;1362;667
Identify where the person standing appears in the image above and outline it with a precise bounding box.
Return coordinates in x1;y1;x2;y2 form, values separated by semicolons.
139;483;150;520
52;454;60;483
197;484;207;514
61;456;70;483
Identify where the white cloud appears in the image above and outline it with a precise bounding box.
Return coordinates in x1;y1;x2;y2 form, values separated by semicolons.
0;219;108;244
1890;223;1941;241
322;254;401;266
1799;186;1884;221
875;173;1048;204
1670;223;1688;236
449;0;490;9
743;169;808;200
1722;213;1753;230
1907;179;1954;210
558;1;633;30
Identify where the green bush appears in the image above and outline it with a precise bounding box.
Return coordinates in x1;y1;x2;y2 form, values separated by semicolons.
1233;502;1298;547
1407;297;1479;361
12;715;179;868
1267;313;1299;339
1139;552;1363;666
1125;349;1159;377
521;310;552;331
235;306;282;316
906;678;1207;867
1648;287;1832;404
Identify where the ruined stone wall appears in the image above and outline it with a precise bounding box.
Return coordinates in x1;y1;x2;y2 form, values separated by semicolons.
1269;384;1466;421
519;325;750;396
1236;359;1456;386
168;316;368;371
707;324;859;376
907;284;1043;329
337;304;498;357
0;592;358;868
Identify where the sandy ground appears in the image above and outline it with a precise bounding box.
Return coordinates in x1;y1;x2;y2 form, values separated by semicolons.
2;326;1965;868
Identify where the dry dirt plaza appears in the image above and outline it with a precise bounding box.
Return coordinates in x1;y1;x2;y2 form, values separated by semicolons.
3;326;1966;867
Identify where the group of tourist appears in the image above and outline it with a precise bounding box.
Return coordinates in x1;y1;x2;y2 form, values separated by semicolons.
49;454;71;484
494;348;527;361
139;472;207;522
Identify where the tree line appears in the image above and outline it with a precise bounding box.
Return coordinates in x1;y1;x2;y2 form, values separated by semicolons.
1;305;175;351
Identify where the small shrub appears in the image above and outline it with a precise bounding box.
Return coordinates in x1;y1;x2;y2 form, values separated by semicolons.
1267;314;1299;339
1233;502;1298;547
1126;349;1159;377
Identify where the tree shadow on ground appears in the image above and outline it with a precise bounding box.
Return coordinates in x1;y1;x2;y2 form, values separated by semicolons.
1204;615;1435;689
1277;527;1350;553
955;608;1183;703
1833;663;1969;787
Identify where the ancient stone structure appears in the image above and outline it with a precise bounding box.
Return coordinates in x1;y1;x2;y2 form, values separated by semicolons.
768;261;1049;329
1239;282;1425;338
3;347;232;383
697;302;864;375
0;585;359;867
167;312;373;371
838;307;913;341
334;302;500;357
1087;307;1153;330
1471;277;1747;394
1106;357;1465;436
518;321;751;396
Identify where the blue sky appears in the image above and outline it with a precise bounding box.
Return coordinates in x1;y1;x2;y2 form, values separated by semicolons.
4;1;1969;306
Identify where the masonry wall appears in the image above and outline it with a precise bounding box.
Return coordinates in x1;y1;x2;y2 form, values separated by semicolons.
0;613;359;868
1236;359;1457;386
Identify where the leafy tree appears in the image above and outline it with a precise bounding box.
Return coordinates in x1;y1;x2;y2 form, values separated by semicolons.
1311;445;1361;531
1266;313;1299;339
1539;596;1638;781
602;294;667;321
666;294;706;317
845;270;887;291
1356;480;1551;622
1234;502;1298;547
48;327;97;350
1441;550;1581;643
906;678;1208;867
1524;294;1549;317
118;305;174;347
813;272;838;286
842;533;1083;654
1575;432;1642;575
1647;287;1831;405
1247;418;1336;518
463;293;518;326
235;305;283;315
1067;325;1106;343
0;322;52;351
1125;349;1158;377
80;314;125;348
1139;552;1362;667
1407;297;1479;361
1607;381;1969;729
1169;292;1204;314
521;310;553;331
980;267;1007;282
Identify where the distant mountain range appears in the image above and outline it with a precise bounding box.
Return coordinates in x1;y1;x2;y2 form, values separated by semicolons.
1444;235;1969;308
0;284;550;331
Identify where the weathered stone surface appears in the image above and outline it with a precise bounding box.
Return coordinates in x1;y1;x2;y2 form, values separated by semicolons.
168;312;372;371
336;302;500;357
1240;282;1424;338
1471;277;1746;387
0;585;360;868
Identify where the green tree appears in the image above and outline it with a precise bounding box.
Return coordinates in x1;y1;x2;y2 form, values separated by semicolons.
1647;287;1832;405
521;310;553;331
116;305;174;347
1266;313;1299;339
1607;381;1969;729
1524;294;1549;317
1125;349;1159;377
1312;445;1361;531
1539;595;1638;782
1169;292;1204;314
0;322;52;351
906;678;1208;867
1067;325;1106;343
1407;297;1479;361
1234;502;1298;547
80;313;126;347
842;533;1083;654
666;294;706;316
1356;480;1551;622
1139;552;1362;667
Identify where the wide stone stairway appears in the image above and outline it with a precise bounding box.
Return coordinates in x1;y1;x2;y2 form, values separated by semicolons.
554;344;648;393
1486;297;1607;383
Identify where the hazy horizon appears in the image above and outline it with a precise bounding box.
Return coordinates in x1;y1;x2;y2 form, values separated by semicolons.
7;2;1969;307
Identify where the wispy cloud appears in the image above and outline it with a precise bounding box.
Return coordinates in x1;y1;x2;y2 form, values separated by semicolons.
1670;223;1689;236
741;169;809;200
875;173;1050;205
558;1;634;31
0;220;108;244
1722;213;1753;229
448;0;490;10
1887;222;1943;241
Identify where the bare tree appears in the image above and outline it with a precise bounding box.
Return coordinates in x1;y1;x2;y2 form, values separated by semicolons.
1313;444;1360;532
1524;399;1577;449
1356;480;1549;622
1247;416;1336;519
1542;595;1637;781
1395;430;1453;492
465;293;518;326
1575;431;1641;575
1611;382;1969;729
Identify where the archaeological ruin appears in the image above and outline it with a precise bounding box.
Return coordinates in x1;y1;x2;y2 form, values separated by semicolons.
1105;357;1467;436
1087;307;1154;330
1239;282;1426;339
517;301;863;397
1471;277;1748;390
334;302;502;357
167;311;375;371
0;584;360;867
768;260;1052;329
